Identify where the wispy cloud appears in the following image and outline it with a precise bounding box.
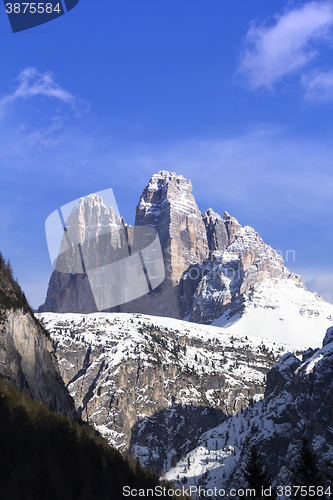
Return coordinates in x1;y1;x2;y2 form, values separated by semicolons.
303;69;333;100
0;68;89;150
238;1;333;91
0;67;89;117
23;116;67;149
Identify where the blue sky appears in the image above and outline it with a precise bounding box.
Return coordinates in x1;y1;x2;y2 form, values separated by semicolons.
0;0;333;308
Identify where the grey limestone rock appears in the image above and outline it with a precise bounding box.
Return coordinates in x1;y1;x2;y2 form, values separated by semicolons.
0;264;75;415
39;312;293;470
166;328;333;490
0;308;75;416
323;326;333;347
121;171;210;318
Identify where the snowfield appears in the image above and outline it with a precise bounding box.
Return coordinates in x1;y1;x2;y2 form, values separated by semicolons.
211;278;333;348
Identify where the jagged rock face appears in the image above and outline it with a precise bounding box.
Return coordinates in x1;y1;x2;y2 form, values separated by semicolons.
40;171;333;341
38;312;294;471
0;257;75;415
39;172;240;319
203;209;241;256
121;171;210;318
41;171;210;319
165;328;333;492
189;226;302;324
130;405;226;473
323;326;333;347
41;194;127;313
180;210;242;317
41;272;97;314
265;352;301;397
0;309;75;416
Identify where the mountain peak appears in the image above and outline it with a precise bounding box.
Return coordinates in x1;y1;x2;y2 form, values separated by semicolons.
40;172;333;346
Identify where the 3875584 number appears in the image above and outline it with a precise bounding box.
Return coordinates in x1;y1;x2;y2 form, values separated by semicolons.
5;3;61;14
276;486;332;497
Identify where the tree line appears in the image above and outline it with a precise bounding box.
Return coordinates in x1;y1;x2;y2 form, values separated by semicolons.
0;378;185;499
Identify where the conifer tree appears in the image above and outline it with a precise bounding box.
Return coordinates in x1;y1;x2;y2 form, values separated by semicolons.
243;445;274;499
291;437;323;499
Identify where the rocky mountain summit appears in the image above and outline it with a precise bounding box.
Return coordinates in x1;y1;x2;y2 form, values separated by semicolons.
164;326;333;494
37;311;298;471
40;170;333;347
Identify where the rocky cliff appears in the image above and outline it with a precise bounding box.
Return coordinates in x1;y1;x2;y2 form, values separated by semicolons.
121;171;209;318
41;171;210;318
165;326;333;492
37;311;297;471
0;253;75;416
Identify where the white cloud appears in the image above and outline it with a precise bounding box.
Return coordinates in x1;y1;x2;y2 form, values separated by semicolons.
0;67;89;117
303;69;333;100
24;116;67;149
238;1;333;89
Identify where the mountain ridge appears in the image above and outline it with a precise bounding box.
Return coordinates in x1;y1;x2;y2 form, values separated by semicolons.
40;170;333;348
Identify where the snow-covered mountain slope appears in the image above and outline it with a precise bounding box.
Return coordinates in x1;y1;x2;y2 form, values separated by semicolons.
210;277;333;349
37;312;298;471
164;327;333;496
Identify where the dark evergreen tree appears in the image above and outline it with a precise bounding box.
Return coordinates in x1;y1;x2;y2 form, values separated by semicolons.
242;445;274;499
291;437;323;499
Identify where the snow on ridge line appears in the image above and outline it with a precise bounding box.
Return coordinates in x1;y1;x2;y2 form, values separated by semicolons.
36;311;300;352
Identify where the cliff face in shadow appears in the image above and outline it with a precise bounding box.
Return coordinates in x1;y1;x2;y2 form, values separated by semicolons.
0;252;75;416
130;404;226;472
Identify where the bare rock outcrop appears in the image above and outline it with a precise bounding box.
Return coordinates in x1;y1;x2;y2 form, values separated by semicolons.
203;209;241;256
41;171;210;319
0;256;75;416
0;309;75;415
120;171;210;318
189;226;304;324
41;194;128;313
